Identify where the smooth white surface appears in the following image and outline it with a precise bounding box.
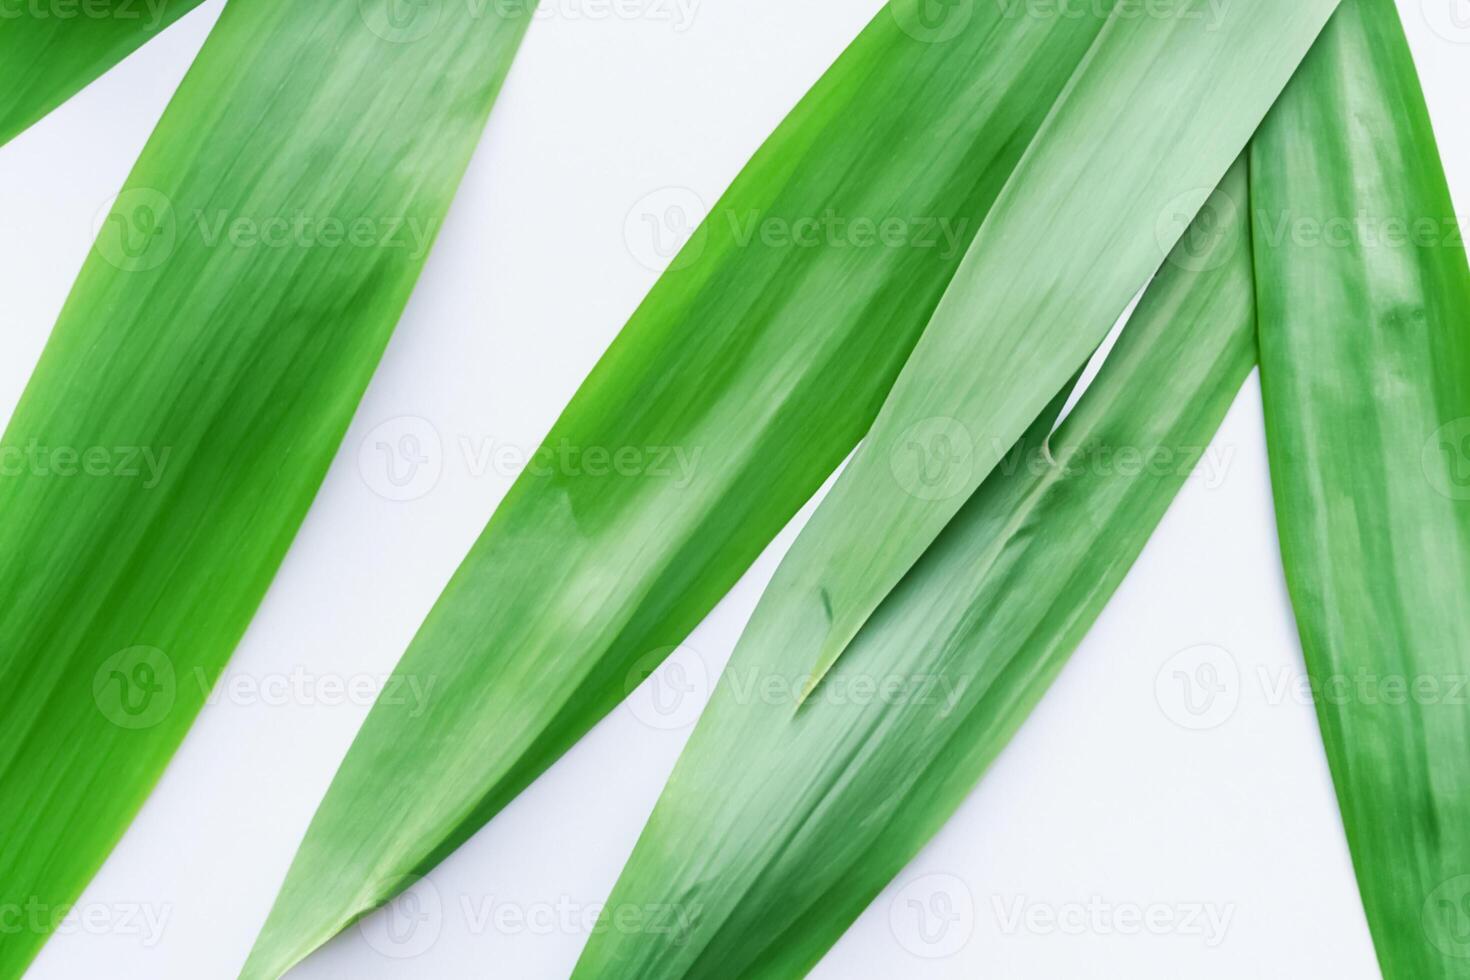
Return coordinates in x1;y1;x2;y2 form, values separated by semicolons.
2;2;1467;977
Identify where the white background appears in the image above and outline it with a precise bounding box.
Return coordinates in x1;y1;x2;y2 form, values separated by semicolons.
2;1;1468;977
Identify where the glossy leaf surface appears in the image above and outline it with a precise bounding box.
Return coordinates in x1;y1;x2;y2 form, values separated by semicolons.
575;162;1258;979
241;4;1128;975
778;0;1339;695
0;0;533;974
0;0;206;147
1252;1;1470;975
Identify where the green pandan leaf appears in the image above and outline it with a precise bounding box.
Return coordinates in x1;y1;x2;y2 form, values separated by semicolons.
1252;1;1470;976
242;5;1125;975
771;0;1339;699
0;0;206;147
574;161;1258;979
0;0;534;974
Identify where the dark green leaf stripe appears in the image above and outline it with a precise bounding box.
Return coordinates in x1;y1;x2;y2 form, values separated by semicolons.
0;0;534;975
574;161;1258;979
1252;1;1470;976
0;0;206;147
243;4;1125;975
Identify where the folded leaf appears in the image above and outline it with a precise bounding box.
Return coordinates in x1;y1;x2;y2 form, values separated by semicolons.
574;160;1258;979
0;0;205;147
1251;2;1470;976
777;0;1340;697
0;1;533;975
242;5;1126;975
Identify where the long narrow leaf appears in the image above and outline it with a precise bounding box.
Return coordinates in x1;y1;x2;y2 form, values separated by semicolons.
776;0;1340;697
1251;1;1470;976
242;7;1125;976
574;161;1258;979
0;0;206;147
0;1;534;975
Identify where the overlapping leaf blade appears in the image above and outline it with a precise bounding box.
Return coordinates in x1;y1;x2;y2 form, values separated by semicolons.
242;7;1128;975
573;161;1258;979
1251;1;1470;975
0;0;206;147
0;0;534;975
779;0;1341;696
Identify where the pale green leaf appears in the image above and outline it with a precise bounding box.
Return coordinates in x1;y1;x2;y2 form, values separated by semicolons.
573;160;1258;978
241;5;1125;975
781;0;1340;696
